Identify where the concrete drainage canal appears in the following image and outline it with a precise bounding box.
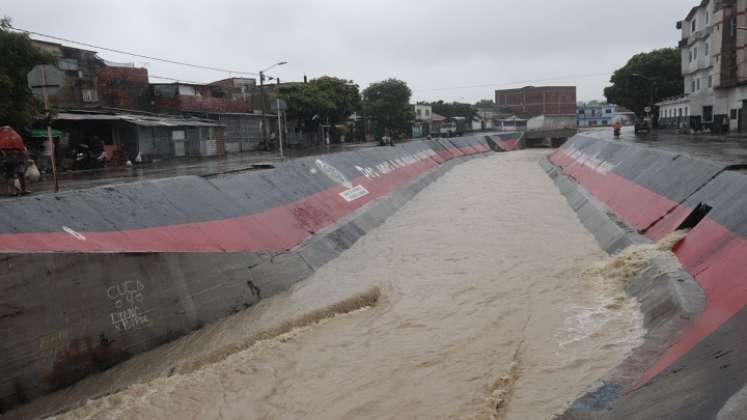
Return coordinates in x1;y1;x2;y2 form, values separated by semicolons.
2;134;746;419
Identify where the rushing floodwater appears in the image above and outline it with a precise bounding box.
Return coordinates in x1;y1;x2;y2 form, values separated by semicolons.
13;150;650;420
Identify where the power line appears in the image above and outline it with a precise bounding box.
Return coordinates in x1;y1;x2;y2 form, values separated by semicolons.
149;75;212;85
10;25;260;77
413;73;611;92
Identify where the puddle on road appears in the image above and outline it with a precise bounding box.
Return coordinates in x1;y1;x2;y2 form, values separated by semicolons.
11;151;666;420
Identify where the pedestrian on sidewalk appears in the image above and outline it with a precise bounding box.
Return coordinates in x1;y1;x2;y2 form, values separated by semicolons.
0;126;31;196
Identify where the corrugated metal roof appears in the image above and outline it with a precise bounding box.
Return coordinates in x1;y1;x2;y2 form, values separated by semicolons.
54;113;224;128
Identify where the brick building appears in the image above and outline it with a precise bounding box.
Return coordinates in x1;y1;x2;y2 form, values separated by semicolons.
494;86;577;118
32;40;150;112
151;82;253;114
97;64;150;111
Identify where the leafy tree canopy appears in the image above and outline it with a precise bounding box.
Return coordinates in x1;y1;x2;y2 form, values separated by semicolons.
362;78;413;131
474;99;496;109
604;48;682;116
424;100;477;121
279;76;360;129
0;17;56;130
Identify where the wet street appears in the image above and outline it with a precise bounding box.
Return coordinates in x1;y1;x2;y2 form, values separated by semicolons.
582;127;747;165
20;142;379;196
10;150;647;420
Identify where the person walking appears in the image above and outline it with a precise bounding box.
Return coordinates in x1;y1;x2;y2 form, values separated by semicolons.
0;126;31;196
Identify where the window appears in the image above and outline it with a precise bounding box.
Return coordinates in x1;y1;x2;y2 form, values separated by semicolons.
697;78;701;90
732;17;737;37
692;19;697;32
732;109;738;120
689;49;693;62
694;47;698;59
417;109;422;117
82;89;98;103
425;109;430;116
679;108;683;117
58;58;79;71
706;11;710;25
705;42;709;56
692;80;697;92
686;108;689;116
708;75;713;88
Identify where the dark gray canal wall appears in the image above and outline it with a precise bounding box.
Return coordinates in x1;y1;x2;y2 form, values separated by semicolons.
0;137;494;412
546;134;747;420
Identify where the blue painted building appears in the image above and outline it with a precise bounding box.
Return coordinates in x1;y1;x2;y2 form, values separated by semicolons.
577;103;617;126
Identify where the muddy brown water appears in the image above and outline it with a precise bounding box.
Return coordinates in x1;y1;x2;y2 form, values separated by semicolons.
11;150;657;420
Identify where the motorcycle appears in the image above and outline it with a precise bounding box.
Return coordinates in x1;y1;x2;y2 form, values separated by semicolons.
72;143;106;171
613;127;621;138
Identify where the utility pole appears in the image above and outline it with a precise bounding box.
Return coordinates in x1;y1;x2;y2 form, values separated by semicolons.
277;98;284;159
259;70;268;151
258;62;288;152
41;66;59;192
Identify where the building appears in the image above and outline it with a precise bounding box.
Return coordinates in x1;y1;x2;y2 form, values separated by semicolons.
431;113;447;135
51;111;226;164
577;103;617;126
413;104;433;137
664;0;747;133
658;95;692;129
32;40;150;111
495;115;528;131
151;82;253;115
495;86;577;118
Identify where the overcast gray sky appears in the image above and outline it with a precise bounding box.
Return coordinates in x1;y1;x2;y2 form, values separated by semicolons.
4;0;691;103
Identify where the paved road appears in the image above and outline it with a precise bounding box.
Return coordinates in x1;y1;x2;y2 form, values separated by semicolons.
582;127;747;165
17;142;379;197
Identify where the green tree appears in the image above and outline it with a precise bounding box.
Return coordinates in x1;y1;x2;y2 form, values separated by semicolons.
474;99;496;109
362;79;413;134
279;76;360;130
604;48;683;117
427;100;477;121
0;17;56;130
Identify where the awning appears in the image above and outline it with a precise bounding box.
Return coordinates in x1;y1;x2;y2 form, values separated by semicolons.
53;112;224;128
28;129;64;138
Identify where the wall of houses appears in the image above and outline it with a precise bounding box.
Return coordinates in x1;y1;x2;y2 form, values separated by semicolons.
97;66;151;111
33;41;104;109
214;114;264;153
152;83;252;114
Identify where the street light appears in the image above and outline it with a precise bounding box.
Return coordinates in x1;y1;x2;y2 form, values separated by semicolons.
259;61;288;151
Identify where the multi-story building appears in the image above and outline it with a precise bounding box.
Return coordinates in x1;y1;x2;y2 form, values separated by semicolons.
577;103;617;126
495;86;577;118
665;0;747;132
31;40;150;111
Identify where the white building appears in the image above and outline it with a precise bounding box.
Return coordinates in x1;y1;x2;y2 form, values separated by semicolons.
658;96;692;129
413;104;433;137
663;0;747;133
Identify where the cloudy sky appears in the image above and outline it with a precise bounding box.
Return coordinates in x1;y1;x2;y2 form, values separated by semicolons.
4;0;691;103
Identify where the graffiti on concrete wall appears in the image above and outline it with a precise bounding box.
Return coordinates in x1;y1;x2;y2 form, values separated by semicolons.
107;280;151;332
354;149;437;180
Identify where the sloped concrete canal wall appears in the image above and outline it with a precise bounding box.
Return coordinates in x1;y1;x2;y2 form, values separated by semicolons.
0;137;493;412
546;134;747;420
